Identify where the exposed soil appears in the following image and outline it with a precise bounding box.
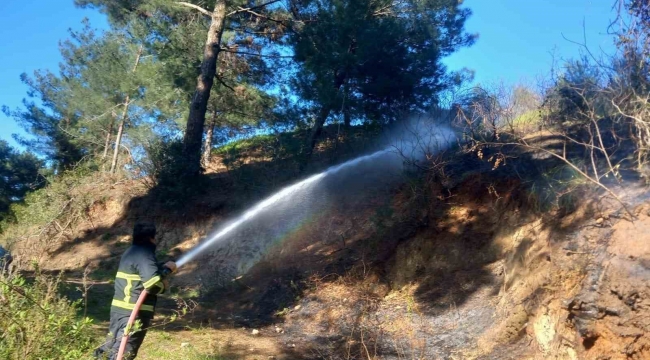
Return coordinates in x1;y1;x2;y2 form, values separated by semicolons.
158;179;649;359
10;131;650;359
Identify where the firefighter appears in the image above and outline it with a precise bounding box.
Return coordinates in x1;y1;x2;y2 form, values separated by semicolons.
94;223;177;360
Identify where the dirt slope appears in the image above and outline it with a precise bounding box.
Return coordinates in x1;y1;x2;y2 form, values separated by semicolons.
258;184;650;359
9;129;650;359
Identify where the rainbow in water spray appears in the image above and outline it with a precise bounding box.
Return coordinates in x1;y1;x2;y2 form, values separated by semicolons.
175;124;456;271
175;149;392;268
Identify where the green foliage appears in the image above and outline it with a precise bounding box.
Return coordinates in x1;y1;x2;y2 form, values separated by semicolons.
290;0;476;126
76;0;284;155
0;141;45;225
0;270;95;360
0;161;108;245
141;138;189;188
542;57;607;127
214;131;306;169
2;99;85;172
526;164;587;213
5;18;185;173
59;22;184;160
510;110;544;134
215;134;280;155
9;0;474;181
138;329;229;360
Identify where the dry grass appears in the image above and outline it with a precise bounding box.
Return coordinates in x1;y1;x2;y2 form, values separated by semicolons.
137;327;283;360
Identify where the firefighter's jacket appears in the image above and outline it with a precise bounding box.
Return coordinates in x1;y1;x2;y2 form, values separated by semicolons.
111;243;166;316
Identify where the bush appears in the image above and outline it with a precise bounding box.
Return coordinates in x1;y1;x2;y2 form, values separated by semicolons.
0;269;95;359
0;160;111;250
510;109;545;135
141;138;190;188
137;138;213;208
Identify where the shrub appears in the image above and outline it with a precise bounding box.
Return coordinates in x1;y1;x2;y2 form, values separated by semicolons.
0;160;113;252
0;269;95;359
510;109;545;135
141;138;189;188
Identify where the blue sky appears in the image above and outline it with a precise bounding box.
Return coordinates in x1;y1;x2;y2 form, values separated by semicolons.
0;1;108;148
0;0;618;150
444;0;617;85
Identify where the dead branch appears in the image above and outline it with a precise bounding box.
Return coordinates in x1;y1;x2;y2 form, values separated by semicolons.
226;0;283;17
175;2;213;17
489;140;634;218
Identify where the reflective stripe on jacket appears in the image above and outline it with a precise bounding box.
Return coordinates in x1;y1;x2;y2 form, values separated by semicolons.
111;243;165;315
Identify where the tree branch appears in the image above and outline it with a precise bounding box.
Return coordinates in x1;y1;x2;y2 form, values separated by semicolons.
227;0;282;16
176;2;213;17
490;141;634;218
220;48;294;58
225;26;285;37
231;8;286;25
215;75;236;92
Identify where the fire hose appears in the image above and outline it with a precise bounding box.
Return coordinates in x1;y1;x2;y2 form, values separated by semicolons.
116;266;174;360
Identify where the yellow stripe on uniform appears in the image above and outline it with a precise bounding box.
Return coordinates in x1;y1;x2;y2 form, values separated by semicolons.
111;299;154;312
143;275;161;289
124;279;133;303
116;272;141;280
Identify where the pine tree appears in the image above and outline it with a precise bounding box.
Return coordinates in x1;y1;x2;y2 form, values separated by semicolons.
6;21;183;173
0;140;44;222
77;0;290;176
289;0;475;157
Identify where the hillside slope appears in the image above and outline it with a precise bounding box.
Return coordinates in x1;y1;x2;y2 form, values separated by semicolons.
4;126;650;359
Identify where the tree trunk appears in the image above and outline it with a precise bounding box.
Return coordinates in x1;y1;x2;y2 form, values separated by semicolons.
109;45;143;173
110;96;129;173
202;110;217;166
305;106;332;160
306;71;347;159
182;2;227;176
102;118;114;159
343;84;351;128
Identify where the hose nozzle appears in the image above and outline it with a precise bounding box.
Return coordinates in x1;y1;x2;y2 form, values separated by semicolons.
161;266;173;277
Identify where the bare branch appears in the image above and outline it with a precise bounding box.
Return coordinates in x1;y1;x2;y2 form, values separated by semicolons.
176;2;213;17
560;23;615;71
227;0;282;16
493;141;634;218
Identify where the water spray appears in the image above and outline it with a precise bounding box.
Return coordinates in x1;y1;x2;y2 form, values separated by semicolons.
175;149;391;269
175;124;455;272
115;150;391;360
116;124;454;360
